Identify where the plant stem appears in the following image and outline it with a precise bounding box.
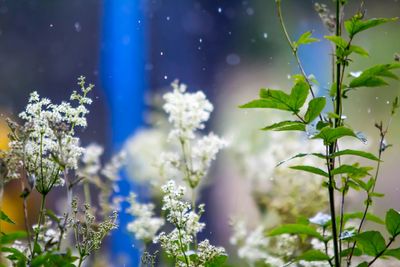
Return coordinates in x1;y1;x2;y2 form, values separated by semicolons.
368;237;395;266
78;256;84;267
33;193;47;254
83;181;91;206
276;0;317;99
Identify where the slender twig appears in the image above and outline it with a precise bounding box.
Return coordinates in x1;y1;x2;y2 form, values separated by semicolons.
368;237;395;266
33;193;47;255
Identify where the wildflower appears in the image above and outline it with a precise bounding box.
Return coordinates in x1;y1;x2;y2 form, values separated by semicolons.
80;143;104;177
309;212;331;226
126;193;164;243
163;80;213;141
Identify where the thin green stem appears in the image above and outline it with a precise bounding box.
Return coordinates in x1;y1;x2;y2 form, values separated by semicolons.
368;237;395;266
33;193;47;255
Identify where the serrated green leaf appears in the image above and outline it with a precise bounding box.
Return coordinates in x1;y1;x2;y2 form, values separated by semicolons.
330;149;379;161
290;165;329;177
294;31;320;48
277;153;325;166
349;63;400;88
386;209;400;237
239;99;290;110
345;17;398;38
331;164;371;178
268;224;324;240
288;79;309;112
348;45;369;57
0;231;27;244
325;35;347;48
355;231;386;256
312;126;357;145
262;121;305;131
0;211;15;224
384;247;400;260
304;97;326;123
296;250;330;262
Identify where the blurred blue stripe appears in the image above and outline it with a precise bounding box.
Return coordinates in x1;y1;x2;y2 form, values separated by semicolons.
100;0;147;265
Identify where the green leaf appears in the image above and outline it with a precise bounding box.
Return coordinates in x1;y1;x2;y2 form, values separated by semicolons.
330;149;379;161
342;212;384;225
206;254;228;267
348;45;369;57
341;247;362;257
325;35;347;48
386;209;400;237
345;17;398;38
277;153;325;166
290;165;329;177
384;247;400;260
262;121;305;131
304;97;326;123
331;164;371;178
296;250;330;262
355;231;386;256
312;126;357;145
0;231;27;244
239;99;290;110
288;79;309;112
294;31;320;48
357;262;368;267
0;211;15;224
268;224;324;240
349;63;400;88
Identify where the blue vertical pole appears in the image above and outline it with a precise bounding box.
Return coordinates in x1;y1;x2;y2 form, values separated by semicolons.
100;0;146;265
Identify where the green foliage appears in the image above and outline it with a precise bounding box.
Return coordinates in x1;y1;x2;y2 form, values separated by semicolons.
0;210;15;224
268;224;324;240
304;97;326;123
0;231;27;245
262;121;305;131
240;78;309;115
296;250;330;262
386;209;400;237
293;31;319;49
355;231;386;256
330;149;379;161
312;126;357;145
290;165;328;177
345;16;398;38
349;63;400;88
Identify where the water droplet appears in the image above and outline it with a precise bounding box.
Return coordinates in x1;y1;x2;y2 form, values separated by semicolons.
263;32;268;39
246;7;254;15
74;22;81;32
217;7;222;13
226;53;241;65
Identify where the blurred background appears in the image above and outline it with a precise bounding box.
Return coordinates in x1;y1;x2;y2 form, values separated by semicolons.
0;0;399;266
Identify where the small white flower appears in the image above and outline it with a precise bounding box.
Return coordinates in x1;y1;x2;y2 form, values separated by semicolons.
309;212;331;226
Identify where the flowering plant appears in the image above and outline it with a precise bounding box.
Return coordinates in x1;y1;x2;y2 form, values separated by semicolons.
240;1;400;266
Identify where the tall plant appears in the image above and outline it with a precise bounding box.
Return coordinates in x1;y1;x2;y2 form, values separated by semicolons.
241;1;399;266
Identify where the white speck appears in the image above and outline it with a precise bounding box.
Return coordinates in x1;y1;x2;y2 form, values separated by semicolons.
138;20;141;24
228;31;232;35
74;22;81;32
197;46;202;50
226;53;241;65
164;75;168;80
218;7;222;13
49;24;54;28
386;101;390;104
199;38;203;43
160;51;164;56
246;7;254;15
350;71;362;78
367;108;371;113
263;32;268;39
166;16;170;21
287;74;291;79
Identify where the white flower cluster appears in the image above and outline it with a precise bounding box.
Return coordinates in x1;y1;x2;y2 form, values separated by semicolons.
79;143;104;178
163;80;213;141
126;193;164;243
7;76;93;192
154;180;226;266
230;220;287;266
